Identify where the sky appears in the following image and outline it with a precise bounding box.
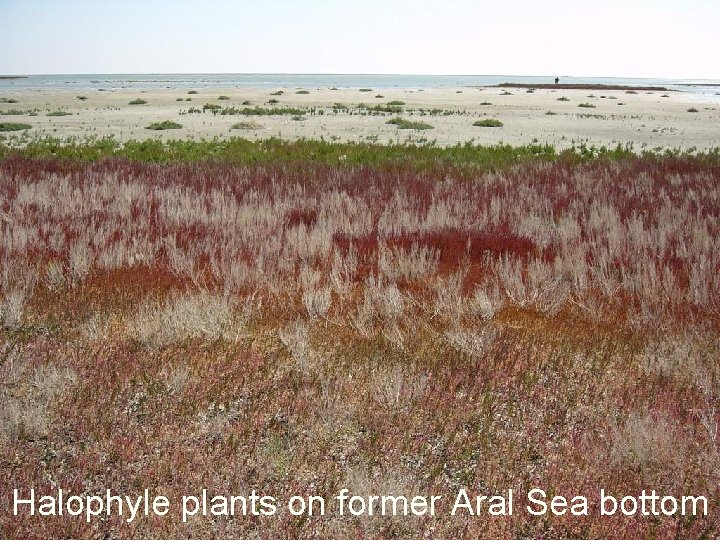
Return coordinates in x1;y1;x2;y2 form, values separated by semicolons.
0;0;717;79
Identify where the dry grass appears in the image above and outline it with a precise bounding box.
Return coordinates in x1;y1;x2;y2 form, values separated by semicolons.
130;291;240;347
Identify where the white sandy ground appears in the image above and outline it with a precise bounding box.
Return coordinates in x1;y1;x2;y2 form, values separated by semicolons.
1;86;718;149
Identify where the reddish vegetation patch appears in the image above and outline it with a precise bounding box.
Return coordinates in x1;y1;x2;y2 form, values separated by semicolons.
286;207;318;227
1;156;719;539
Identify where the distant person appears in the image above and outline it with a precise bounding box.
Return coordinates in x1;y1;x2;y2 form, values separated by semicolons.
555;77;560;85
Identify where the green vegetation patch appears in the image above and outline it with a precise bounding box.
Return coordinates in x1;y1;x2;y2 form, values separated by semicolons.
47;111;74;116
473;119;504;127
145;120;183;130
0;122;31;132
129;99;148;105
386;117;433;130
578;103;596;108
6;137;713;174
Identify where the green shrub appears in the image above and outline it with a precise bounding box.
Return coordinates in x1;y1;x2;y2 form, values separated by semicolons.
188;90;198;95
295;90;310;94
473;119;503;127
359;88;373;92
145;120;182;130
0;98;19;104
77;96;88;101
557;97;570;101
1;135;644;171
271;91;284;96
218;95;231;100
387;100;405;106
386;117;433;130
687;107;699;113
203;103;222;112
578;103;596;108
1;109;26;115
47;111;73;116
0;122;31;132
129;99;148;105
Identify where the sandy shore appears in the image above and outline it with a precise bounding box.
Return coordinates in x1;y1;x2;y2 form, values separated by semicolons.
1;85;718;149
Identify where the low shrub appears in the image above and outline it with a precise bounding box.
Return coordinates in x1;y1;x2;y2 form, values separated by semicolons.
145;120;182;130
473;119;503;127
386;117;433;130
0;122;31;131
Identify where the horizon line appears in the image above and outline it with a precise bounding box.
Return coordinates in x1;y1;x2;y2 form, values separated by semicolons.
2;72;719;82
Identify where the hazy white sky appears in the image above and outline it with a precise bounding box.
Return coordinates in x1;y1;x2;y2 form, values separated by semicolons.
0;0;717;78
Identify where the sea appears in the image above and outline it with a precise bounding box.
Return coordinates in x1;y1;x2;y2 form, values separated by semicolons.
2;73;719;99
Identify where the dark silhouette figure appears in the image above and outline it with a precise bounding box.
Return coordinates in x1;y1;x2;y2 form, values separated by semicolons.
555;77;560;85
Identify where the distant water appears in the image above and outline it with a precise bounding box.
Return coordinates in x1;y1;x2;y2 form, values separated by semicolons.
2;73;720;98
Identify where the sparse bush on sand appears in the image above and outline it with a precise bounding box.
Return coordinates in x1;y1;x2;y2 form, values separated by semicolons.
0;122;31;131
474;118;504;127
145;120;182;130
386;117;433;130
